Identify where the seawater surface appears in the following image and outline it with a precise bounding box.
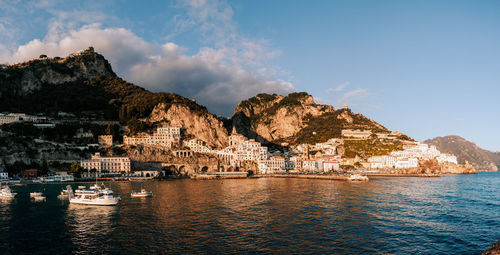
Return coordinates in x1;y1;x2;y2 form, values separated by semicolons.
0;172;499;254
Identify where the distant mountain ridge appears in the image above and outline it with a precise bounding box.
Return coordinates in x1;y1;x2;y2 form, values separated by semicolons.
424;135;500;171
0;47;396;149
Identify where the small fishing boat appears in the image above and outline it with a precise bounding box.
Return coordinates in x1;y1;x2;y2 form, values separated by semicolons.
58;187;71;199
131;188;152;198
33;195;46;202
0;186;16;198
30;192;43;198
348;174;369;181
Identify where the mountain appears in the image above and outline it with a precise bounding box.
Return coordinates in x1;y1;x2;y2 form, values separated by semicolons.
1;47;393;149
424;135;500;171
232;92;388;145
0;47;229;148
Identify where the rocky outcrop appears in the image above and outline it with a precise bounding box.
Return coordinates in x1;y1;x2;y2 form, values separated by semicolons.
232;92;387;145
0;47;115;96
483;240;500;255
149;103;229;148
425;135;500;171
379;159;477;175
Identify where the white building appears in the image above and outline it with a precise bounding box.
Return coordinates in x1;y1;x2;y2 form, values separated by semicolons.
341;129;372;139
123;126;180;148
323;160;340;172
303;160;321;172
258;156;285;174
436;153;458;164
368;155;396;169
394;158;418;169
80;153;131;173
0;172;8;179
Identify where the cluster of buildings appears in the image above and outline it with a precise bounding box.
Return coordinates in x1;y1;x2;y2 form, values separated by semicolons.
80;125;460;175
123;127;181;148
367;142;457;169
0;113;47;125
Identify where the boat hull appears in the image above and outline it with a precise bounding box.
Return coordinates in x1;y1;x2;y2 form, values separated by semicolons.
70;197;119;206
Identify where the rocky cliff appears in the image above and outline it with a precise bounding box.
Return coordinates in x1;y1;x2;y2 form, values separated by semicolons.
0;47;114;98
232;92;387;145
149;103;228;148
425;135;499;171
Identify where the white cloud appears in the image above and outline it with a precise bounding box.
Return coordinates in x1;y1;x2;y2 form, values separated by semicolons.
327;81;349;93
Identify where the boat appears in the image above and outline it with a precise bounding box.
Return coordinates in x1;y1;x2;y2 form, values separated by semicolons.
58;187;71;199
131;188;152;198
0;186;16;198
68;184;120;206
348;174;369;181
32;195;46;202
30;192;43;198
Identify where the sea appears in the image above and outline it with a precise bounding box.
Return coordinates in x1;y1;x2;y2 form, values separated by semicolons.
0;172;499;254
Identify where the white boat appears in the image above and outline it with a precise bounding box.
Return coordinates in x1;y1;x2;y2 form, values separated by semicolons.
32;195;46;201
348;174;369;181
30;192;43;198
58;187;71;199
131;188;152;198
69;184;120;206
0;186;16;198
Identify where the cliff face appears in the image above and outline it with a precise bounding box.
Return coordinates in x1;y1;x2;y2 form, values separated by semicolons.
425;135;499;171
232;92;387;145
149;103;229;148
0;47;115;97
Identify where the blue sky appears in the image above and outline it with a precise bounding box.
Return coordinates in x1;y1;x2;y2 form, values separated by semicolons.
0;0;499;151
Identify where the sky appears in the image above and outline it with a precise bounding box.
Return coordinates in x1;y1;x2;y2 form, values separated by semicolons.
0;0;499;151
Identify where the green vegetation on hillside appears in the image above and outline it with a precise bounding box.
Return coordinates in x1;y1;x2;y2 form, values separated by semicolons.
343;139;403;158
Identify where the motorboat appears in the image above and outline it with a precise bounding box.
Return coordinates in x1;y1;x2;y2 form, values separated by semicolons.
69;184;120;206
348;174;369;181
0;186;16;198
32;195;46;202
58;187;71;199
131;188;152;198
30;192;43;198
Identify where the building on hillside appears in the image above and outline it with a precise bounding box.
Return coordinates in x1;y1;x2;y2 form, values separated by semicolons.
123;126;180;148
98;135;113;147
229;126;247;147
303;160;321;172
21;169;38;178
151;126;181;147
323;160;340;172
436;153;458;164
341;129;372;139
185;138;214;153
394;158;418;168
368;155;396;169
258;156;285;174
0;114;20;125
0;172;8;179
123;133;151;146
80;153;131;173
287;156;303;171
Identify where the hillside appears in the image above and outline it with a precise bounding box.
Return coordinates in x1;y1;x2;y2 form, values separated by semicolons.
424;135;500;171
0;47;229;148
232;92;388;145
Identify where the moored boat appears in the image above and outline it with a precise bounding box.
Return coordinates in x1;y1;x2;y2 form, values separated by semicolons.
0;186;16;198
69;184;120;206
131;188;152;198
348;174;369;181
30;192;43;198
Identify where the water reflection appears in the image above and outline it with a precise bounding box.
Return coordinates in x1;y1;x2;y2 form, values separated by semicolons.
66;204;117;254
